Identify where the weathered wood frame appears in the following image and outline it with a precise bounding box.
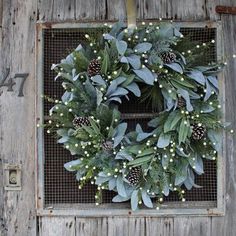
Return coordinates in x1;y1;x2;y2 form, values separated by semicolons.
36;20;225;217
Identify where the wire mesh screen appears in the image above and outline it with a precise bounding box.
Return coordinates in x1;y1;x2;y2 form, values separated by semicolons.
43;26;217;207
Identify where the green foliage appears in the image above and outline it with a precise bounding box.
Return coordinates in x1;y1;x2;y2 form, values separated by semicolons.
45;21;230;211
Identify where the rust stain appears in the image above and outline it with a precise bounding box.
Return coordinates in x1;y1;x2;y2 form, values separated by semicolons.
216;5;236;15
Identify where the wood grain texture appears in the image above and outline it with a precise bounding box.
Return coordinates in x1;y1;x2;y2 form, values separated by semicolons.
76;217;108;236
174;217;211;236
52;0;75;20
143;0;172;19
75;0;106;20
217;14;236;236
0;0;37;235
146;217;174;236
1;0;236;236
39;217;75;236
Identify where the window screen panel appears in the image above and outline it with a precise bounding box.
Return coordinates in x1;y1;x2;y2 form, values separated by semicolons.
43;26;217;207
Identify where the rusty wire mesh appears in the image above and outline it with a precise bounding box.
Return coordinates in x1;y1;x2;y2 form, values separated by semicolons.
43;26;217;207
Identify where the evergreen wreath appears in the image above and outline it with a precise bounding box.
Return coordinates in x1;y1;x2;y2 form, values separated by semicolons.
46;22;230;210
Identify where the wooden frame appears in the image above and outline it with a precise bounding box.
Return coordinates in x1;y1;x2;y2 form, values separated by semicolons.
35;20;225;217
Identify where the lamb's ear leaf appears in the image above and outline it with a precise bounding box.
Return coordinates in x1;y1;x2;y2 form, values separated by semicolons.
116;40;127;55
131;190;139;211
157;133;171;148
64;159;81;171
133;68;155;85
141;190;153;208
126;82;141;97
165;62;183;74
112;194;131;202
134;42;152;53
116;176;127;197
113;123;127;147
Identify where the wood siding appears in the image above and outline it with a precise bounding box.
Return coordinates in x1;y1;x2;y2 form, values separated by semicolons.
0;0;235;235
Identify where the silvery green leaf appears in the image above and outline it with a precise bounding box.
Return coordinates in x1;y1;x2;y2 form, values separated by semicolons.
62;91;73;103
163;183;170;196
96;89;103;106
126;82;141;97
131;190;139;211
141;190;153;208
120;56;129;63
109;87;129;97
114;76;127;85
95;176;111;185
57;128;68;137
115;151;133;161
187;70;205;85
133;68;155;85
137;132;153;142
194;156;204;175
134;42;152;53
177;88;193;111
178;118;190;144
175;163;188;185
109;178;117;190
106;82;118;96
112;194;130;202
116;176;127;197
207;129;222;151
113;123;127;147
126;55;141;69
165;62;183;74
200;104;215;113
157;133;171;148
76;170;85;181
75;44;83;51
207;76;218;89
204;80;212;101
116;40;127;55
162;154;170;169
58;136;69;144
91;75;107;86
176;147;190;157
103;33;115;40
64;159;81;171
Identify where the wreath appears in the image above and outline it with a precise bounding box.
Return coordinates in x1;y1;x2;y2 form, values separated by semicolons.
46;22;230;211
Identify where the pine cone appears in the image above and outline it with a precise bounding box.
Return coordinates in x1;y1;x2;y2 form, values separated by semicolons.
160;51;176;64
126;167;142;186
191;123;206;140
102;141;113;151
87;59;101;77
73;116;90;128
177;97;186;108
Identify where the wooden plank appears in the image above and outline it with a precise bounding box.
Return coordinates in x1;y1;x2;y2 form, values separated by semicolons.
39;217;75;236
218;13;236;236
146;218;174;236
75;0;106;20
106;0;143;20
107;217;129;236
174;217;211;236
128;217;145;236
170;0;206;20
52;0;76;20
37;0;54;21
205;0;221;20
76;217;108;236
143;0;172;20
0;0;37;235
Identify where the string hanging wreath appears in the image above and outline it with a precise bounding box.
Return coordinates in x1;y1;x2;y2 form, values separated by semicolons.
46;22;231;211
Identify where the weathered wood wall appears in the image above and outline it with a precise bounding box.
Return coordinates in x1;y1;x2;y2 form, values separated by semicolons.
0;0;235;235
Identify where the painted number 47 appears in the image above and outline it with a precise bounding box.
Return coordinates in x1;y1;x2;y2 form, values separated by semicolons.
0;68;29;97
